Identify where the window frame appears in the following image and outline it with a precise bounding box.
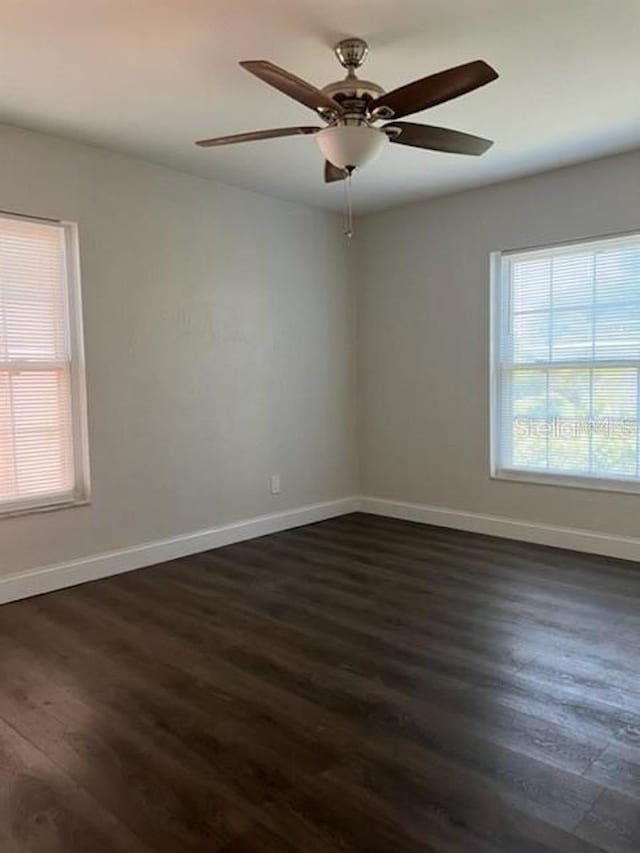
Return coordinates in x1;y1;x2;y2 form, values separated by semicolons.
0;212;90;518
490;229;640;496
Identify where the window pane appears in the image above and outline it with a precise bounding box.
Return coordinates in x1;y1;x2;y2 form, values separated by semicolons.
595;246;640;304
0;219;68;361
591;369;638;475
548;369;590;419
0;368;75;502
548;428;590;473
592;369;637;419
513;313;550;362
552;253;593;307
512;417;547;469
551;310;592;361
592;425;637;477
509;371;548;468
512;258;550;312
594;304;640;360
511;370;547;417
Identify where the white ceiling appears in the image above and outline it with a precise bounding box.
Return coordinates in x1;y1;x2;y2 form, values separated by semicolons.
1;0;639;213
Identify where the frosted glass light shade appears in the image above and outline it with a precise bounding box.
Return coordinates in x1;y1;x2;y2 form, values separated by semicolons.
316;125;387;170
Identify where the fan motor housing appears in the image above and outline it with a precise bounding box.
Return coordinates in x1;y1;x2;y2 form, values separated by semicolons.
322;78;385;104
322;78;387;123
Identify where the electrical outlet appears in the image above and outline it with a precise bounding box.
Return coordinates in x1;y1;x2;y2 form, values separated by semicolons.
270;474;281;495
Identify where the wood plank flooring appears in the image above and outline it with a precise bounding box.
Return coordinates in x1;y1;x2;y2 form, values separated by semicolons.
1;512;639;852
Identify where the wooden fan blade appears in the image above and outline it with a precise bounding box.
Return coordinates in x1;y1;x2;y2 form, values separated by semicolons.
386;122;493;155
195;126;321;147
324;161;347;183
240;60;341;114
370;60;498;119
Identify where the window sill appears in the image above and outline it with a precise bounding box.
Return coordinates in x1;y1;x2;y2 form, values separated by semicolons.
0;495;91;520
492;468;640;496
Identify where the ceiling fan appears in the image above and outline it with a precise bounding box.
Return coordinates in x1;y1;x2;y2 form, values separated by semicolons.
195;37;499;183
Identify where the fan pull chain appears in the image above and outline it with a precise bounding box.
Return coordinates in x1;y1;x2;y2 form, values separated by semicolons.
343;170;354;239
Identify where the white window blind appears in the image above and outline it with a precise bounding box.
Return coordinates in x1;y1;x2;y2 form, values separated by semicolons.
492;232;640;491
0;213;88;514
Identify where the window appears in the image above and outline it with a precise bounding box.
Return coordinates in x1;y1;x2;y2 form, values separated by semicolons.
491;231;640;492
0;213;89;515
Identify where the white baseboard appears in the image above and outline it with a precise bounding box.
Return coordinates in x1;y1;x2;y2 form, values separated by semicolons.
0;496;359;605
4;494;637;606
360;496;640;563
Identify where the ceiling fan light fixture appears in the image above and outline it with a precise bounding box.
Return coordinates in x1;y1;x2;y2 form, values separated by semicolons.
316;125;387;170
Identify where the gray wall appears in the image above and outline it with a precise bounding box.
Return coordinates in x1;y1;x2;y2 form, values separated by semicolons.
358;150;640;538
3;124;638;579
0;125;357;575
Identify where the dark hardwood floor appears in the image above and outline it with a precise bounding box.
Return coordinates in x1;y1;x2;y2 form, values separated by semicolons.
1;512;639;852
